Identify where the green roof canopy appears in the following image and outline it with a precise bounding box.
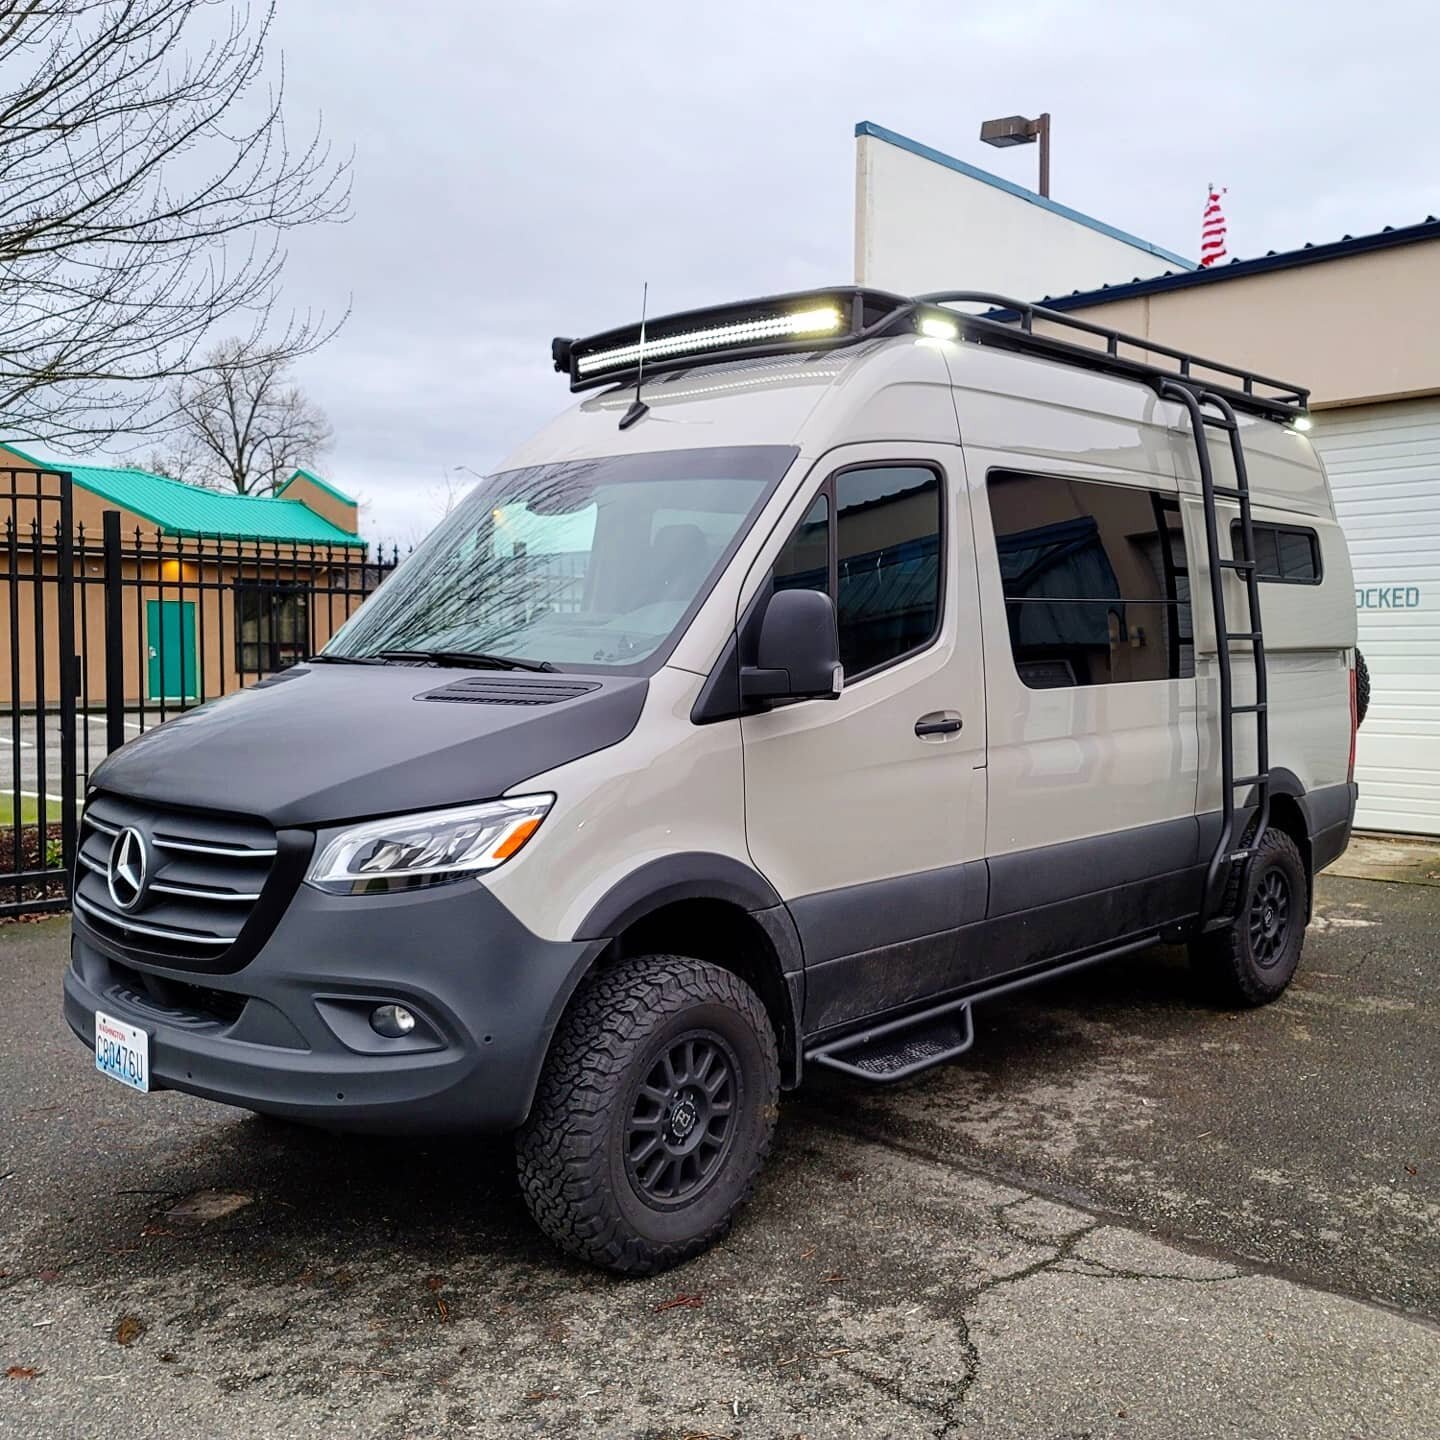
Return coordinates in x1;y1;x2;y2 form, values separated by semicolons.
4;444;365;548
278;468;358;508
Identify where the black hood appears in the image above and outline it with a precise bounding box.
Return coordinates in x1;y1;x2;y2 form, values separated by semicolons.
90;665;649;828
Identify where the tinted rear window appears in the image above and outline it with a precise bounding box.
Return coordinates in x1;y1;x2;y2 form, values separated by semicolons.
1233;521;1321;584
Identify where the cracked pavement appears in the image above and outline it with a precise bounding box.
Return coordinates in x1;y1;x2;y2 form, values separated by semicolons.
2;870;1438;1438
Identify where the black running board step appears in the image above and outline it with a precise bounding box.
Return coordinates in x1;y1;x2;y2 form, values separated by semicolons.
804;933;1166;1086
806;996;974;1084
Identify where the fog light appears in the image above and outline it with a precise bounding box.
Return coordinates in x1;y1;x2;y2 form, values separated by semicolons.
370;1003;417;1038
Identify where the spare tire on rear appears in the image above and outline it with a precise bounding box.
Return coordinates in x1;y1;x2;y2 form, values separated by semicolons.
1355;648;1371;728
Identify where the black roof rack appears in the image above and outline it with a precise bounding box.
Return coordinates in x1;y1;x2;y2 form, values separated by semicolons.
918;291;1308;422
552;286;1309;423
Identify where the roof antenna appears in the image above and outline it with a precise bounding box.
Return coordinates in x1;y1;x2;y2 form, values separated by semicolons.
619;281;651;431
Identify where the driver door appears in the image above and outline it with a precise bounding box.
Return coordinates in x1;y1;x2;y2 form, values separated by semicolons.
740;443;988;1033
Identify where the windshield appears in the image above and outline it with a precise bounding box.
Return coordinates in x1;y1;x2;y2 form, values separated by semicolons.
325;446;796;671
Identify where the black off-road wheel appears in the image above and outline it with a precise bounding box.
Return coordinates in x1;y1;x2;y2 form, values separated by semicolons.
1190;828;1308;1007
1355;648;1371;728
515;955;779;1276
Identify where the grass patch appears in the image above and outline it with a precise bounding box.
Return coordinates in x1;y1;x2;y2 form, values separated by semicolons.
0;793;63;827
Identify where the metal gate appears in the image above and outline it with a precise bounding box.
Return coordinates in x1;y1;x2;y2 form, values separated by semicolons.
1;463;397;918
2;464;78;916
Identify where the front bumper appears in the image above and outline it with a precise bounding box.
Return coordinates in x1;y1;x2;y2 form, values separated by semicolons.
64;875;603;1134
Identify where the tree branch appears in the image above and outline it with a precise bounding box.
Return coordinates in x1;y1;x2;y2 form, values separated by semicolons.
0;0;350;445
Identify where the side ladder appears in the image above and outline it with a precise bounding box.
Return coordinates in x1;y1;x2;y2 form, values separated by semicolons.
1160;382;1271;931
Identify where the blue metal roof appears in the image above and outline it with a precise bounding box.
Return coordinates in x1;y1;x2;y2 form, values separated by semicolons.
855;121;1197;273
1033;216;1440;311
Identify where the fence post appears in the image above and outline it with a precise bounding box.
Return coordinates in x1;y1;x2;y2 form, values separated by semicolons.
102;510;126;755
56;474;78;892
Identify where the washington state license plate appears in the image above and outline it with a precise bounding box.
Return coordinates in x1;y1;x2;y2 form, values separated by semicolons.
94;1011;150;1093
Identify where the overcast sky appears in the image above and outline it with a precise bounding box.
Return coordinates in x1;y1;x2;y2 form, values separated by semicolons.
251;0;1438;547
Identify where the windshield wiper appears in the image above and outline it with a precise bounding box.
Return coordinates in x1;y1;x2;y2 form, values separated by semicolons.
308;653;387;665
377;648;558;673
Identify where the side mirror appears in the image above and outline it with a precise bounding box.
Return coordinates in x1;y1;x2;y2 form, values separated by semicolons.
740;588;844;704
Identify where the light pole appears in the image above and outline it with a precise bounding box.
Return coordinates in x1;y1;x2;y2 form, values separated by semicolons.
979;113;1051;198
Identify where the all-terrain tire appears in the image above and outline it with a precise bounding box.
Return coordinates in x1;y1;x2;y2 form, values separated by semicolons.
1189;827;1308;1007
515;954;779;1276
1355;648;1371;728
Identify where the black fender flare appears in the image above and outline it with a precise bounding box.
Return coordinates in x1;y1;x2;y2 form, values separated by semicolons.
1261;766;1311;850
575;851;784;943
1261;768;1318;918
1266;767;1330;842
1267;770;1359;836
1267;766;1305;803
571;852;806;1085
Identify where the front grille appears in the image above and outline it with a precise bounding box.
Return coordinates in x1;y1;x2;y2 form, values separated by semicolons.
74;792;277;966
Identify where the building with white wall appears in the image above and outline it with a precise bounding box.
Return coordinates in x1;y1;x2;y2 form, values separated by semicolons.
853;121;1194;300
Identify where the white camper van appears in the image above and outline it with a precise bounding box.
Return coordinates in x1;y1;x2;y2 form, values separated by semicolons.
67;290;1359;1275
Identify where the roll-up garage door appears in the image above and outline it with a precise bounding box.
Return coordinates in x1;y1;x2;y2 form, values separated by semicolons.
1313;399;1440;835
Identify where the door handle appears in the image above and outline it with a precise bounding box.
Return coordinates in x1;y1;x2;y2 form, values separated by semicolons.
914;712;963;738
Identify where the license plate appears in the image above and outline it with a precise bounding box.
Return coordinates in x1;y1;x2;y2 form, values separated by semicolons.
94;1011;150;1093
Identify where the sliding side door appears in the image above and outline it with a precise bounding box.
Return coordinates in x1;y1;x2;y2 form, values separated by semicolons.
974;459;1202;973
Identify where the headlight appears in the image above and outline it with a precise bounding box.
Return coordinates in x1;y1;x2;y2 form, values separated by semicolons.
305;795;554;895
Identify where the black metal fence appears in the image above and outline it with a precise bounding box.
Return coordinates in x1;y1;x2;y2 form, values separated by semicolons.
1;465;398;917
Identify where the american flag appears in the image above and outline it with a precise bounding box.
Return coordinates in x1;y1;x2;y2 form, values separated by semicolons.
1200;185;1228;268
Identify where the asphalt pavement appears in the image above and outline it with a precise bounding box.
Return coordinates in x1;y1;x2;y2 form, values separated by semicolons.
0;712;142;810
1;870;1437;1439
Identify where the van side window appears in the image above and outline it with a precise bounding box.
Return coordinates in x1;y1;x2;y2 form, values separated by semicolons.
987;472;1193;688
773;494;830;594
768;467;944;679
835;466;942;677
1232;520;1321;584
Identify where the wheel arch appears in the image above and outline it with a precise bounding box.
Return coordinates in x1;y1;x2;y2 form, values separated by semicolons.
570;854;804;1087
1262;768;1314;916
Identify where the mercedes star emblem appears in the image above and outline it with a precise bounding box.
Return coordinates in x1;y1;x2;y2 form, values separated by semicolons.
106;826;148;911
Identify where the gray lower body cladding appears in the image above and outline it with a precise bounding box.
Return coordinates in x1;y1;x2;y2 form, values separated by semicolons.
65;878;604;1135
796;782;1359;1037
1307;780;1359;874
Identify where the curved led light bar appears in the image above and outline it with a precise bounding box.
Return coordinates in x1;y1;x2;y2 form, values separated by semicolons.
576;305;843;378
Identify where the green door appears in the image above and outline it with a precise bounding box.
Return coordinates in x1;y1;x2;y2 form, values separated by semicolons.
146;600;198;701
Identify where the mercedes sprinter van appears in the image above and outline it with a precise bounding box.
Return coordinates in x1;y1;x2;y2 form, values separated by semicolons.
66;289;1360;1274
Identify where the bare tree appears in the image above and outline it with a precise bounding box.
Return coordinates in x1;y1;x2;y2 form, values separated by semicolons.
0;1;350;447
431;467;472;518
161;336;332;495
